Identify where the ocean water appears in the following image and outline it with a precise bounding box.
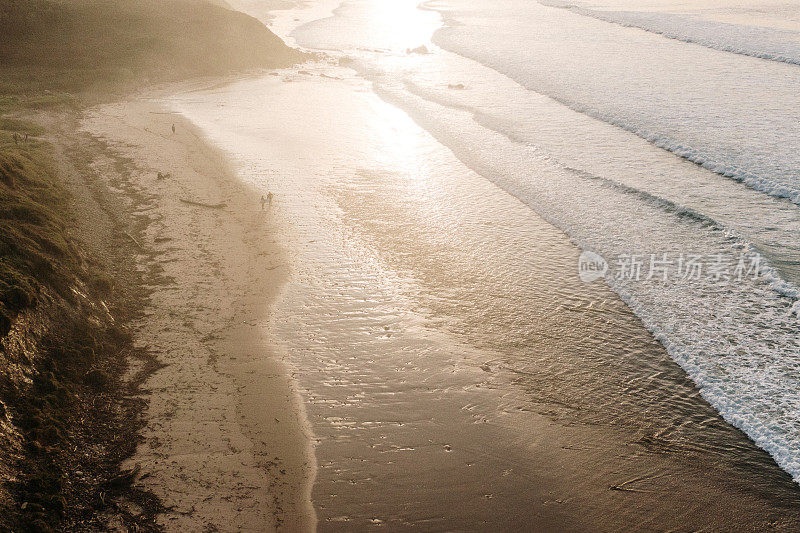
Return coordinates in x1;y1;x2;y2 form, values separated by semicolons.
540;0;800;65
288;0;800;478
172;0;800;524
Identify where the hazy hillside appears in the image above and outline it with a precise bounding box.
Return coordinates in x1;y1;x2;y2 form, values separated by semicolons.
0;0;305;94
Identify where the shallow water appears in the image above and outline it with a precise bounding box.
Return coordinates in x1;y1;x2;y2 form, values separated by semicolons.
285;0;800;482
170;0;800;526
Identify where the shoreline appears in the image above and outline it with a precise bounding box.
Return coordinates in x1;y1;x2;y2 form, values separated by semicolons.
22;65;799;530
0;0;797;528
163;67;800;530
78;97;316;531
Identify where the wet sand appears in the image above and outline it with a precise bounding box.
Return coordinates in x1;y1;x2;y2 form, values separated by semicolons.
80;98;316;531
74;82;800;531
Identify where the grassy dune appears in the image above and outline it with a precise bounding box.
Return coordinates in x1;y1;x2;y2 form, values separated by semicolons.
0;122;78;337
0;1;304;529
0;117;136;532
0;0;305;95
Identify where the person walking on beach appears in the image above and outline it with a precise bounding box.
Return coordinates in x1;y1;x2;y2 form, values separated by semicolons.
171;123;176;134
260;192;274;210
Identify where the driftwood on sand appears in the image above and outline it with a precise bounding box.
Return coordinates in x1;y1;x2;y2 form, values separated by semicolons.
124;231;143;249
179;198;227;209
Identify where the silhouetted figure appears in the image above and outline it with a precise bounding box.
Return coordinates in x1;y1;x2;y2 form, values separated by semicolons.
267;192;274;204
171;123;176;134
260;195;267;210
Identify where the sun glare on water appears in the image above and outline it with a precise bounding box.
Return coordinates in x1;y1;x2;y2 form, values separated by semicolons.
359;0;441;52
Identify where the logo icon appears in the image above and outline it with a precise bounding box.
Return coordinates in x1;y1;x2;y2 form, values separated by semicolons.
578;250;607;282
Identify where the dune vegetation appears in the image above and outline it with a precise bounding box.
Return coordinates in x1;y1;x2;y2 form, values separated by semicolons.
0;122;76;336
0;1;304;529
0;0;305;96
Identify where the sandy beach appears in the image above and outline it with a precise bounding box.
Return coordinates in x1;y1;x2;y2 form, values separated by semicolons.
2;0;800;529
76;98;316;531
54;75;798;530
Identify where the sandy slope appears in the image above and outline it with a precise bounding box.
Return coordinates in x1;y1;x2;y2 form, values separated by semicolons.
80;98;316;531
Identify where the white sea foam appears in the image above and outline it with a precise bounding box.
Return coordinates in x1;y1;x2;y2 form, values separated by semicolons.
258;0;800;486
540;1;800;66
368;74;800;483
557;102;800;206
295;0;800;479
428;0;800;209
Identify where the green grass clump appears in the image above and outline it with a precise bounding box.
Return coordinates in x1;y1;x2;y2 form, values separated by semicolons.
0;126;79;336
0;118;152;530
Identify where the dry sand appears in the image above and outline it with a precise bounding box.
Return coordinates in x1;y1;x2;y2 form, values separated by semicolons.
79;98;316;532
